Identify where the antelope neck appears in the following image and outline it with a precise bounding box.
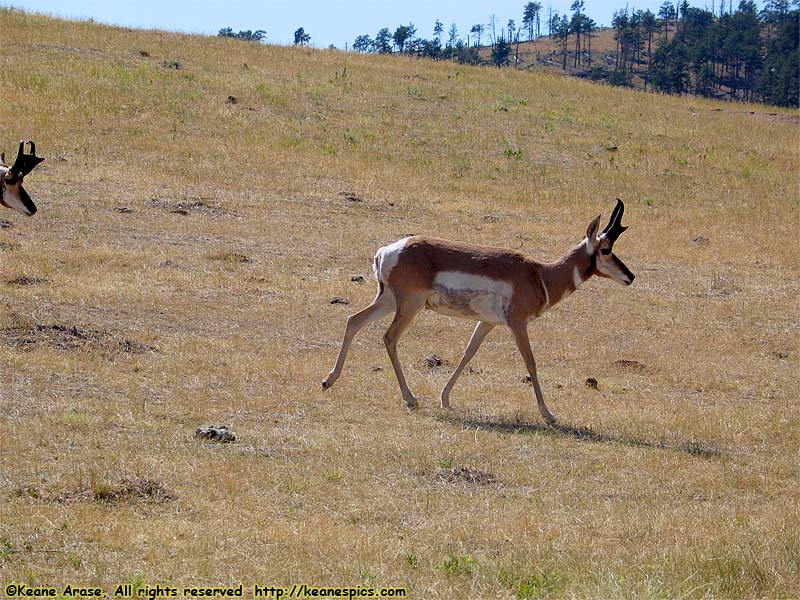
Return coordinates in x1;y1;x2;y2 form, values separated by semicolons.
539;239;593;307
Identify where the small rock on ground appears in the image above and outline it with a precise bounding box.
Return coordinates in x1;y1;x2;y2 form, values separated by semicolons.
422;354;444;369
195;425;236;443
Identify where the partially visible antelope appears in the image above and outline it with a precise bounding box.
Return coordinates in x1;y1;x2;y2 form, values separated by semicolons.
1;141;45;216
323;199;634;423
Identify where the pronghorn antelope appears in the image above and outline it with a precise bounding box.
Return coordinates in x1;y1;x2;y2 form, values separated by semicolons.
322;199;634;423
1;141;45;216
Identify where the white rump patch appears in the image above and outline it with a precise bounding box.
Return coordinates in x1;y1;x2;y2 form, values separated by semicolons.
374;237;411;284
428;271;512;325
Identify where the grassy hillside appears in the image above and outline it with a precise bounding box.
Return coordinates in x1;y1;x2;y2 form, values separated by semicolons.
1;8;798;598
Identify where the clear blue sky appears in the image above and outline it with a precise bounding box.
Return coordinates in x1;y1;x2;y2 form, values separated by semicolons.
8;0;679;48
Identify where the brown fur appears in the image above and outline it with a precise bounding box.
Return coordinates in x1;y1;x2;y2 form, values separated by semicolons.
387;236;592;323
323;203;633;422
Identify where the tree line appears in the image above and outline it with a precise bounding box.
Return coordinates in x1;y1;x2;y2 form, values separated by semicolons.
347;0;797;106
641;0;798;106
218;0;798;107
349;4;555;67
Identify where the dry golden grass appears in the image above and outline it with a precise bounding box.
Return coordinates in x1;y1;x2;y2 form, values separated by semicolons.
1;8;798;598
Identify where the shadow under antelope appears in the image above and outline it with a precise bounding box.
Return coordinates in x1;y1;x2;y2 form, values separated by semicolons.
323;199;634;423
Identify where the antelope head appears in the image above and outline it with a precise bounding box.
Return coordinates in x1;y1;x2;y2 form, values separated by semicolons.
1;141;45;216
586;198;635;286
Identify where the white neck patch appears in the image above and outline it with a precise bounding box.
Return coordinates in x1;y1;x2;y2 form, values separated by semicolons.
539;277;550;308
572;266;584;290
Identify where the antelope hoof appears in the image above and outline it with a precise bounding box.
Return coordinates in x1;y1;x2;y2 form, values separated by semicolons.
440;394;450;409
322;374;335;390
405;397;419;411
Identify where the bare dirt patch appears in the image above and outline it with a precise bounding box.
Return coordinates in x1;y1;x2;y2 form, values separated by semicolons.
613;359;648;372
5;275;47;286
57;477;175;505
147;197;235;217
338;190;364;203
31;43;108;61
207;251;252;263
744;111;800;125
434;466;498;485
0;323;156;355
681;440;722;459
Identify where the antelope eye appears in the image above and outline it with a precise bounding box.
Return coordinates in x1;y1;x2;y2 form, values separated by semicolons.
4;174;18;185
600;248;612;255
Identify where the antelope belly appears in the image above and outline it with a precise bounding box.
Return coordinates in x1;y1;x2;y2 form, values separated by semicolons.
428;272;511;325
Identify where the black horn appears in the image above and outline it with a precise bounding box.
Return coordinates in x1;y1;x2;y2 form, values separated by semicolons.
601;198;628;243
10;140;45;176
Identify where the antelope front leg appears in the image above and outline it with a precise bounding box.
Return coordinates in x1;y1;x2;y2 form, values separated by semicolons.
323;291;395;390
509;321;556;424
440;321;494;408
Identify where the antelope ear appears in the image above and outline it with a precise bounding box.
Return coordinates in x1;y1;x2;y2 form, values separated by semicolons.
586;214;601;248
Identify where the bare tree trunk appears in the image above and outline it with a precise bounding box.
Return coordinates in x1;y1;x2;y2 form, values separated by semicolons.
588;31;592;66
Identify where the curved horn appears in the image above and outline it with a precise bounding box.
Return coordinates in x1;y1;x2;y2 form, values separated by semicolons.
601;198;623;235
10;140;45;176
10;141;26;174
601;198;628;243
